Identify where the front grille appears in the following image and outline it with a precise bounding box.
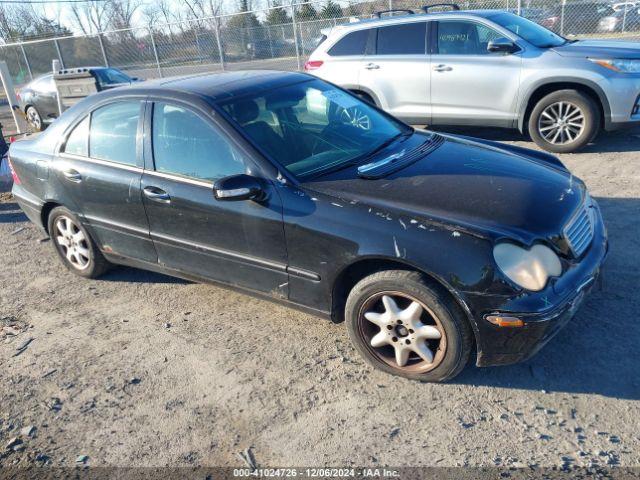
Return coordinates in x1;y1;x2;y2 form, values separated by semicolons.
563;203;595;258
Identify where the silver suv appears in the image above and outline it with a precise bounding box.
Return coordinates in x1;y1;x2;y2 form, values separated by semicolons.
306;6;640;152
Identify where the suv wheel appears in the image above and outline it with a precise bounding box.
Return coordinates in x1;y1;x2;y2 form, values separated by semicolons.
48;206;110;278
528;89;600;153
345;270;473;382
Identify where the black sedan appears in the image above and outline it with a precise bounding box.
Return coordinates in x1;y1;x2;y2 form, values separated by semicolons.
18;67;138;131
9;71;608;382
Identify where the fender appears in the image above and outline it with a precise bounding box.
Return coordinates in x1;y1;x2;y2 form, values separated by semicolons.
346;85;383;107
517;77;612;132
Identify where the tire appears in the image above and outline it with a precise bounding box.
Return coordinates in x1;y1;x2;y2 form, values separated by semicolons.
345;270;473;382
351;91;375;106
528;89;600;154
25;106;43;132
47;206;110;278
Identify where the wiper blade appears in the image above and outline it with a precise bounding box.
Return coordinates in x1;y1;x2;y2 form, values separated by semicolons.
358;134;445;179
364;130;413;159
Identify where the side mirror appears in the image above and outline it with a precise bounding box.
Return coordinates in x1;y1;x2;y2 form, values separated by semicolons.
487;38;519;54
213;174;264;201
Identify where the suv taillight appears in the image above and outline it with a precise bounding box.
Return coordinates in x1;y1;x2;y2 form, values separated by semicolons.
8;156;20;185
304;60;324;71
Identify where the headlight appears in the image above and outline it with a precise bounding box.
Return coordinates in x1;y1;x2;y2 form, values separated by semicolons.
493;243;562;292
590;58;640;73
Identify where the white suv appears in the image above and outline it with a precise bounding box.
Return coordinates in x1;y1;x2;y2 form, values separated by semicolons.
305;6;640;152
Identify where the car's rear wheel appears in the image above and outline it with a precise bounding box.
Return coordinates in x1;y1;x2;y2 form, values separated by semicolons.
47;206;110;278
345;270;473;382
528;89;600;153
25;106;43;132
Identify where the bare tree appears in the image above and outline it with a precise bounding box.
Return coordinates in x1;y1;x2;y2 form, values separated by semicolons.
68;2;112;34
109;0;142;31
0;4;70;42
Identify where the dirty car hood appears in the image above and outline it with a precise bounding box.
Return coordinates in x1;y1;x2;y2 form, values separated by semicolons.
552;39;640;58
305;133;585;244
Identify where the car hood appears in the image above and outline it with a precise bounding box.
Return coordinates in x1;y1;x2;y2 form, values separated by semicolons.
304;133;585;246
552;39;640;58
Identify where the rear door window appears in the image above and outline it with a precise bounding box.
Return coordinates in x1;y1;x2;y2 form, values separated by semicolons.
375;22;427;55
328;29;370;56
89;101;140;166
64;116;89;156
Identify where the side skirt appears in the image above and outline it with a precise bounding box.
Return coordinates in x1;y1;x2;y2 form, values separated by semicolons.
102;252;333;321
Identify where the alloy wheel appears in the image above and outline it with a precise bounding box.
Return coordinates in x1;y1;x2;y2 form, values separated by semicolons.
26;107;42;131
340;107;371;131
54;216;91;270
358;292;447;373
538;101;585;145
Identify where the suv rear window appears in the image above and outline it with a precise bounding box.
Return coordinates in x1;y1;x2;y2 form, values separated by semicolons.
328;29;370;56
376;22;427;55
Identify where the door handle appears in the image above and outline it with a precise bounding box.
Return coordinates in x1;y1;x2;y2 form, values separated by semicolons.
364;62;380;70
433;64;452;72
143;186;171;203
62;169;82;183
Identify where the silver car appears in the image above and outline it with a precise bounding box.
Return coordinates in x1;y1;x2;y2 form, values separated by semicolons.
306;7;640;152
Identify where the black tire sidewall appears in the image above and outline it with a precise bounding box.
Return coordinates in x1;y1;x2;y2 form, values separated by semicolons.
345;271;472;382
528;90;599;154
47;207;105;278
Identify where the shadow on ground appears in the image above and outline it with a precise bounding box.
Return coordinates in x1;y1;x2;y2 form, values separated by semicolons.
430;125;640;154
454;197;640;400
101;267;188;285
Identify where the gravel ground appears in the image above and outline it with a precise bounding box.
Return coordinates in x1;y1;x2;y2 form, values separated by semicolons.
0;126;639;470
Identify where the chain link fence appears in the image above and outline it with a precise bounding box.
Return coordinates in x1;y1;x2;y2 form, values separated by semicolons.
1;0;640;88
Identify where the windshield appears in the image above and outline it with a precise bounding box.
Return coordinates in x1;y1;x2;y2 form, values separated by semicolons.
95;68;132;85
490;12;566;48
219;79;410;179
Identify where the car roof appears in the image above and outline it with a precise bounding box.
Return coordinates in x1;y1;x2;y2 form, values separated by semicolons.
120;70;312;102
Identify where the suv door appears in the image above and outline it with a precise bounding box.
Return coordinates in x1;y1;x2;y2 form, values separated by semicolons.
54;99;157;262
141;99;289;297
317;28;373;89
429;19;523;128
358;21;430;124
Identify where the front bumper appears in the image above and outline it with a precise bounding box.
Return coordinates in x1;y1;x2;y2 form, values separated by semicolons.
473;205;608;367
602;75;640;131
476;272;602;367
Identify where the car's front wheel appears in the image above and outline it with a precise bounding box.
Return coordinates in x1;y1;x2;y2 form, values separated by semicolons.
48;206;110;278
25;106;43;132
528;89;600;153
345;270;473;382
